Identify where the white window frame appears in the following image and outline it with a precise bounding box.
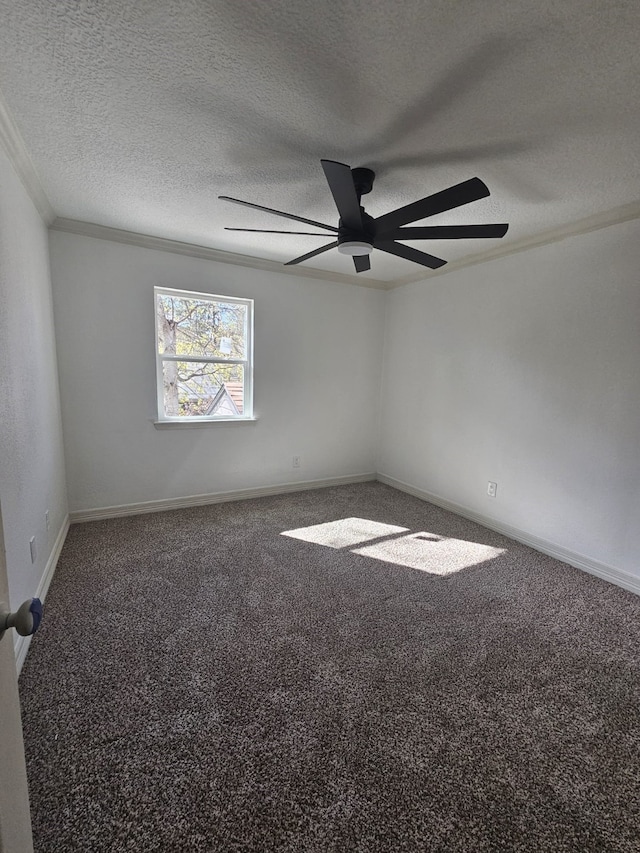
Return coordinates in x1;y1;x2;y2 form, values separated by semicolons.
154;286;254;424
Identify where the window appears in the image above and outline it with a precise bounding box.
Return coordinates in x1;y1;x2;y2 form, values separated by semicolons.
155;287;253;421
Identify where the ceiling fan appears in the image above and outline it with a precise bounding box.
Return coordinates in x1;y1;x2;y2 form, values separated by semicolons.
220;160;508;274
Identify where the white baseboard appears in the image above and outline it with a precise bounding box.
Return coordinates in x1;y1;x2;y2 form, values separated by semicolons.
69;473;377;523
15;514;70;674
377;473;640;597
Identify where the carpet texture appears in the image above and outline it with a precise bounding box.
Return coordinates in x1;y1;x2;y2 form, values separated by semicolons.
19;482;640;852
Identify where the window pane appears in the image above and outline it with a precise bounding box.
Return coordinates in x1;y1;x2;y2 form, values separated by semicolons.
156;294;246;359
161;360;244;417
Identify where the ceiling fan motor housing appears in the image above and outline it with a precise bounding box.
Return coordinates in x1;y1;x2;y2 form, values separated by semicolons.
337;168;376;255
338;208;376;251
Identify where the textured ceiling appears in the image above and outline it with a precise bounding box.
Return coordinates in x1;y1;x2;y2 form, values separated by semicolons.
0;0;639;284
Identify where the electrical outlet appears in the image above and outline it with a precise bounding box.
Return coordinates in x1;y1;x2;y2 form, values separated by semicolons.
487;481;497;498
29;536;37;563
45;510;50;531
292;455;301;468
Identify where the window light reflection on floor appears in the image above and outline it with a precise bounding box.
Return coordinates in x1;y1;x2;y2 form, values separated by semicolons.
281;517;505;575
281;517;409;549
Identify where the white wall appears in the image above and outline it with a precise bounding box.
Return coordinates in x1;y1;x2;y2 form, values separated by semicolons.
378;220;640;579
0;147;68;611
42;216;640;582
49;232;385;513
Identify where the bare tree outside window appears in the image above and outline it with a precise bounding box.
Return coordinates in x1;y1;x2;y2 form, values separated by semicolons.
155;289;253;419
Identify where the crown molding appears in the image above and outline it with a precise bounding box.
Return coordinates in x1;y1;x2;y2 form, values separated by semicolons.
0;88;55;225
389;200;640;289
52;197;640;291
50;218;389;290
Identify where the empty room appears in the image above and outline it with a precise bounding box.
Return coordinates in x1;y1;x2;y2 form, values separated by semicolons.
1;1;639;851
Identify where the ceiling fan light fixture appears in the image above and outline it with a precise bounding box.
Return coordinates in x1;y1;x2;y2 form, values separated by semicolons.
221;160;508;273
337;240;374;256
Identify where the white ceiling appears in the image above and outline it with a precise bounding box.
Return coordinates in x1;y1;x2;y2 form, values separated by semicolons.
0;0;638;285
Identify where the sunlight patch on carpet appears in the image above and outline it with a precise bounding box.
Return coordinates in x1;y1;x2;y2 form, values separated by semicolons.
353;533;506;574
282;517;505;574
281;517;409;549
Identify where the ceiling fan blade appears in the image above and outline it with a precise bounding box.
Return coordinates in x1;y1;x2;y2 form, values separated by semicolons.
383;223;509;240
219;196;338;233
375;240;447;270
320;160;363;232
284;240;339;266
374;177;490;233
225;228;332;235
353;255;371;273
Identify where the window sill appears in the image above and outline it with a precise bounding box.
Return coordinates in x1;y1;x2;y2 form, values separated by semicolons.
153;417;258;429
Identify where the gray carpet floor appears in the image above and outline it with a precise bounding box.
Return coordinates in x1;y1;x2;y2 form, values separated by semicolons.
19;482;640;852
